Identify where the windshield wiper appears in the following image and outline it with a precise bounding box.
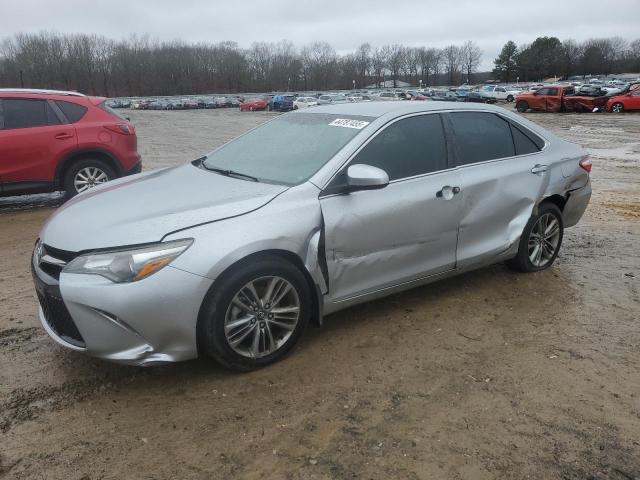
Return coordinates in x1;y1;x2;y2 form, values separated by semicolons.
199;160;259;182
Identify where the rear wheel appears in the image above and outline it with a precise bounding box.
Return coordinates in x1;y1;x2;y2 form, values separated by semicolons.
516;101;529;113
507;202;564;273
611;102;624;113
63;158;115;197
199;256;311;371
506;95;514;102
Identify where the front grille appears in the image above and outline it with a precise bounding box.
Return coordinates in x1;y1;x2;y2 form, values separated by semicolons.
37;289;85;348
39;244;78;280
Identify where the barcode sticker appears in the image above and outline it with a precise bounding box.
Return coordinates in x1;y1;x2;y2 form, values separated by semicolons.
329;119;370;129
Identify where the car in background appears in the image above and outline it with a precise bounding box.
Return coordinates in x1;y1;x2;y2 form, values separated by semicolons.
515;85;608;113
226;97;241;108
31;101;591;370
376;92;402;101
430;90;460;102
464;91;497;104
239;97;268;111
606;84;640;113
317;94;349;105
293;97;318;109
0;89;141;197
268;95;295;112
481;85;521;102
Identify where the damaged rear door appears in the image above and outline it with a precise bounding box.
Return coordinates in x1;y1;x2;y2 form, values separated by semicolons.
445;111;549;268
319;113;462;301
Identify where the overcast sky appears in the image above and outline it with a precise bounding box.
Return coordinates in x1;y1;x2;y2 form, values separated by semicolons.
3;0;639;70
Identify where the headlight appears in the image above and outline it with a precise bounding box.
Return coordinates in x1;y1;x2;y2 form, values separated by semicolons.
63;239;193;283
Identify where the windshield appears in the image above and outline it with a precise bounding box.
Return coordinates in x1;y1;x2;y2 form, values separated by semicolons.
202;113;374;185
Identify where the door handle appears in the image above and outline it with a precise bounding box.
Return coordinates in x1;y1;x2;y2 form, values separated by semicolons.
531;164;548;174
54;133;74;140
436;186;461;199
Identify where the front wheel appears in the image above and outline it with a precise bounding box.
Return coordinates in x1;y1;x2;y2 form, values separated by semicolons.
507;202;564;273
198;256;311;371
63;159;115;197
611;102;624;113
516;101;529;113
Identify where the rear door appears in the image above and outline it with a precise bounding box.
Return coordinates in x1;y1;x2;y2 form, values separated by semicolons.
0;97;77;188
628;89;640;110
320;113;462;301
445;111;548;268
545;87;562;112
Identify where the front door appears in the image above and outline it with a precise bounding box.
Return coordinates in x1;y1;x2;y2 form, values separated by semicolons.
320;113;462;301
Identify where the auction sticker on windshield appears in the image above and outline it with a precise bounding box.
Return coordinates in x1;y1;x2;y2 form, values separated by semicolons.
329;118;370;129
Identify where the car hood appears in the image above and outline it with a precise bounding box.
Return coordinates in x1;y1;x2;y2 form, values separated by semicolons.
41;163;288;252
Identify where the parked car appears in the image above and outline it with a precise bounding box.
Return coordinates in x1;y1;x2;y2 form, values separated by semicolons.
0;89;141;197
515;86;609;113
481;85;521;102
31;102;591;370
293;97;318;109
376;92;402;101
464;91;497;104
606;84;640;112
317;94;349;105
430;90;460;102
268;95;295;112
239;97;268;111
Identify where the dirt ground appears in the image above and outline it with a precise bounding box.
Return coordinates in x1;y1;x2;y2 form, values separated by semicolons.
1;107;639;480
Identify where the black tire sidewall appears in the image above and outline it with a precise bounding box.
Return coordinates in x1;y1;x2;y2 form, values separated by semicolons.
63;158;115;197
516;101;528;112
199;256;311;371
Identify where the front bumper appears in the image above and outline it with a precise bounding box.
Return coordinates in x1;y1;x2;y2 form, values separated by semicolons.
32;247;213;365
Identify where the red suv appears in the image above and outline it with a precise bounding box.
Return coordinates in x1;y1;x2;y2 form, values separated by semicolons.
0;89;141;197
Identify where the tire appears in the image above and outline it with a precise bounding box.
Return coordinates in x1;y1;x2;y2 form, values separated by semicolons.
506;202;564;273
611;102;624;113
507;95;514;103
63;158;116;197
516;101;529;113
198;255;311;371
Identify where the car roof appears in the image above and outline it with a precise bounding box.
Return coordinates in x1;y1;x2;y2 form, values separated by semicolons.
295;100;511;119
0;88;86;97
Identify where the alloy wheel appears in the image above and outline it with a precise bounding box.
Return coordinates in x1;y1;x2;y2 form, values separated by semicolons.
528;213;561;268
74;167;109;193
612;103;623;113
224;276;300;359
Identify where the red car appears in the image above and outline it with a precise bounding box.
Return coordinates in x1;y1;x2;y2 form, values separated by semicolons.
0;89;141;197
239;97;268;111
606;83;640;113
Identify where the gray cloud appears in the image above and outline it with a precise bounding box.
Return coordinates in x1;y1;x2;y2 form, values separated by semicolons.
3;0;639;70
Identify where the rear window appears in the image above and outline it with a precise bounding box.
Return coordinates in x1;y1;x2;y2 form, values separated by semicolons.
1;98;61;129
56;100;88;123
99;101;127;120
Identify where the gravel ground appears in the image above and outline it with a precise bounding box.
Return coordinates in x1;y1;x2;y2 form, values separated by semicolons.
0;106;639;479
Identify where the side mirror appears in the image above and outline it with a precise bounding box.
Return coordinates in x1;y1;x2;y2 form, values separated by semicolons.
346;164;389;191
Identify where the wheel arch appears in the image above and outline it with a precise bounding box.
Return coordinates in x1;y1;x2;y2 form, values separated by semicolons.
55;148;123;187
195;249;323;355
540;193;567;212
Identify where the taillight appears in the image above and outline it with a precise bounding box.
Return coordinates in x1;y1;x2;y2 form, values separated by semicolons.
579;156;592;173
105;124;135;135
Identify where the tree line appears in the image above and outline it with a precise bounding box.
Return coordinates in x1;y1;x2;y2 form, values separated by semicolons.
0;32;482;96
1;32;638;97
493;36;640;83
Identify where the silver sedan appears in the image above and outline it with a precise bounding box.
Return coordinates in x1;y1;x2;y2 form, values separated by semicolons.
32;102;592;370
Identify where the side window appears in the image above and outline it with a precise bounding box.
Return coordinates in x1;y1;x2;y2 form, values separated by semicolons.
510;123;541;155
351;114;447;181
56;100;88;123
536;88;550;95
449;112;515;165
547;88;559;96
2;99;61;129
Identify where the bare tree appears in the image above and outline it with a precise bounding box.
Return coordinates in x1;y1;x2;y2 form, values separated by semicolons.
460;40;482;84
442;45;462;85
